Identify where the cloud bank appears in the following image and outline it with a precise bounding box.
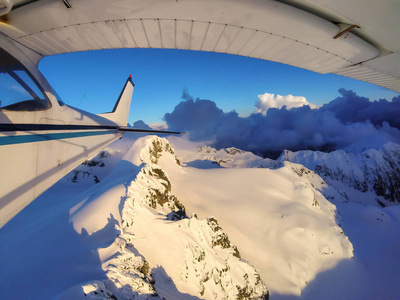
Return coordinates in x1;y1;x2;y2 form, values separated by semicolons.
164;89;400;157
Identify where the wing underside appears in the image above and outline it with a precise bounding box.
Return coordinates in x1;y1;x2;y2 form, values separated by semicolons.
0;0;398;92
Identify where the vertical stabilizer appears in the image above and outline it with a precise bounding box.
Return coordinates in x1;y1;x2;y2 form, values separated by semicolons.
98;76;134;126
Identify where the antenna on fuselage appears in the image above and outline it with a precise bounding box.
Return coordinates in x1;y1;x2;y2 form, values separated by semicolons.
77;92;86;108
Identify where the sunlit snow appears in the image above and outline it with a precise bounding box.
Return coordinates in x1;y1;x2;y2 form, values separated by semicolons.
0;134;399;299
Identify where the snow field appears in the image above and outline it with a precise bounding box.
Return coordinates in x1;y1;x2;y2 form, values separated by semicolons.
164;138;353;296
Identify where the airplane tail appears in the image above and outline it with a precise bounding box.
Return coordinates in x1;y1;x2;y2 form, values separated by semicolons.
98;75;134;126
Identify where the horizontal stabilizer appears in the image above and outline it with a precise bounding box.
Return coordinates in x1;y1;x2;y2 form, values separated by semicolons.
98;76;134;126
119;127;182;135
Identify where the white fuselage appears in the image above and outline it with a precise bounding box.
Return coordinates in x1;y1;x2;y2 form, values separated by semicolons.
0;33;133;227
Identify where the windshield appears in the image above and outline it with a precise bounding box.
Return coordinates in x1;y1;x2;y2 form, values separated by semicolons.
0;48;51;111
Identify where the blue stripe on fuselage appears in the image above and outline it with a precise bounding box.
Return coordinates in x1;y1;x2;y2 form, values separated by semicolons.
0;130;117;146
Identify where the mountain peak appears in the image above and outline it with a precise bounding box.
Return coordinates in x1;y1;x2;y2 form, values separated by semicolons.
139;136;181;166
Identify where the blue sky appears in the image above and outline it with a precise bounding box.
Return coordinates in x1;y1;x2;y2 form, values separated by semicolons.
39;48;400;126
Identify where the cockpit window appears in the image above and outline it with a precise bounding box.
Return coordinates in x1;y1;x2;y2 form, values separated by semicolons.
0;48;51;111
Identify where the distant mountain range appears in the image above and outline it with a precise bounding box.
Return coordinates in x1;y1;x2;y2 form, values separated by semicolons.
279;143;400;207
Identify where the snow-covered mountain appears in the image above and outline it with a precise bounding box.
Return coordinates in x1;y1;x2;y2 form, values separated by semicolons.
278;142;400;207
99;138;269;299
1;135;399;299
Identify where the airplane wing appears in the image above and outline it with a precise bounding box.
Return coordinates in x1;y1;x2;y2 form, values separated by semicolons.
0;0;398;92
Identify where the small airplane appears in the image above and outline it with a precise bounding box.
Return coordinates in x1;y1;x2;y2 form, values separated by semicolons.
0;32;180;228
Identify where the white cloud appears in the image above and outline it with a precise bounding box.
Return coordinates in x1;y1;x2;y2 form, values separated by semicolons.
255;93;317;115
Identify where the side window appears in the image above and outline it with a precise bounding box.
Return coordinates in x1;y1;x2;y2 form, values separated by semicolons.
0;48;51;111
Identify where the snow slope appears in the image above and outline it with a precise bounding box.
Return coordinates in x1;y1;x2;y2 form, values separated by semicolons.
166;137;353;296
168;136;400;299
